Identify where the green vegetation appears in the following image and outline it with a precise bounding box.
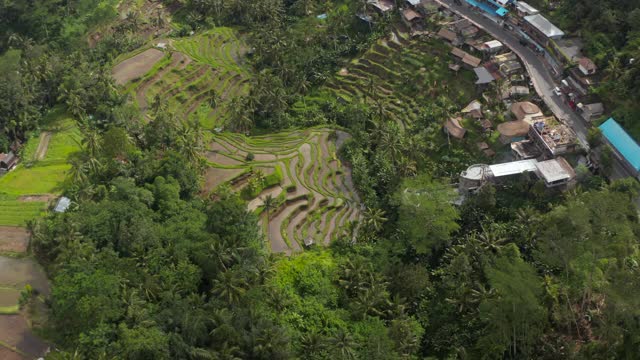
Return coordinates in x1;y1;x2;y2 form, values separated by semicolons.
306;35;476;128
0;114;80;195
117;27;250;129
2;0;640;359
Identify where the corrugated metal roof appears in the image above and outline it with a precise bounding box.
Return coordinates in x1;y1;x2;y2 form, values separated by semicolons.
599;118;640;171
516;1;539;15
489;159;538;177
524;14;564;38
54;197;71;213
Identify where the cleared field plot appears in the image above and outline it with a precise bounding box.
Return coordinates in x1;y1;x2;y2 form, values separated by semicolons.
303;31;476;128
205;128;362;254
115;28;250;129
0;227;30;253
112;48;165;85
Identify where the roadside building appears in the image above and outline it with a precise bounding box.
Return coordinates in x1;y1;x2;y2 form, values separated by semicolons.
529;117;578;156
577;102;604;123
578;57;597;76
515;1;539;17
502;85;530;99
497;120;530;143
455;20;480;39
474;67;495;85
493;51;518;64
0;152;18;172
510;101;543;122
598;118;640;177
438;28;460;45
534;157;576;188
444;117;467;139
462;53;482;68
482;40;503;52
367;0;394;14
499;60;523;76
523;14;564;46
402;8;423;27
451;47;467;59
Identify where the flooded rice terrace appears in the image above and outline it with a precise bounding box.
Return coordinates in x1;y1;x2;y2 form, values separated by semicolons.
0;229;50;359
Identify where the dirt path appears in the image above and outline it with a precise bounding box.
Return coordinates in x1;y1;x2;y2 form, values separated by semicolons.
34;132;51;161
112;48;165;85
17;194;56;203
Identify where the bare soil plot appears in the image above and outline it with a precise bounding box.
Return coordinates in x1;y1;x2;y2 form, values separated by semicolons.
0;315;48;359
112;48;165;85
0;227;29;253
202;168;244;194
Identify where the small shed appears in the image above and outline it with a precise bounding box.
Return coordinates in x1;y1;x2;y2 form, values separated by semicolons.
577;102;604;122
482;40;503;52
54;197;72;213
578;57;597;76
444;117;467;139
438;28;460;44
462;54;482;68
474;67;494;84
0;152;18;171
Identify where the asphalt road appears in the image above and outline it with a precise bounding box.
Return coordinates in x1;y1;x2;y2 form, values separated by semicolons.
435;0;633;179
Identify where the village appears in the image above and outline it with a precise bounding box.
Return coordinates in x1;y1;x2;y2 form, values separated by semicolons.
364;0;640;195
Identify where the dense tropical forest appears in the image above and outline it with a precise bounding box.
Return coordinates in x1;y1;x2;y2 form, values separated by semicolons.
1;0;640;359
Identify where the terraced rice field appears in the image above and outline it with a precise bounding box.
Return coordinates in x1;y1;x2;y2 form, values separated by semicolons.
305;30;476;128
117;27;250;129
204;128;361;254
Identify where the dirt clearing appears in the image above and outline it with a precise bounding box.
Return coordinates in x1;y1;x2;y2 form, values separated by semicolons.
112;48;165;85
0;227;30;253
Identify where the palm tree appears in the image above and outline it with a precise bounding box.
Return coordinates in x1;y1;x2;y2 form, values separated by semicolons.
328;329;357;360
211;270;247;305
259;194;277;239
364;207;387;233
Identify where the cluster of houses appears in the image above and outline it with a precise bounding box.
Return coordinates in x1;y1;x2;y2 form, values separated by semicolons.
362;0;640;184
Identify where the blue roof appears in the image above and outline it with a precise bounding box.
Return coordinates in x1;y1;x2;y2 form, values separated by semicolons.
599;118;640;171
465;0;508;17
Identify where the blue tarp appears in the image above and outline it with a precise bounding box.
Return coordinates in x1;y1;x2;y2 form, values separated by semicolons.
599;118;640;171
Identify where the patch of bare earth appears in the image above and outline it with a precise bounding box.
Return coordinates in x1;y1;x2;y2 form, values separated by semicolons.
0;227;29;253
0;315;48;360
112;48;165;85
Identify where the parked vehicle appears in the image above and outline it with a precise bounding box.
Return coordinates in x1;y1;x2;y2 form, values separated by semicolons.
553;87;562;96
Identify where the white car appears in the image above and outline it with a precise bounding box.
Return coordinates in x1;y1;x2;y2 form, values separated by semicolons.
553;87;562;96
